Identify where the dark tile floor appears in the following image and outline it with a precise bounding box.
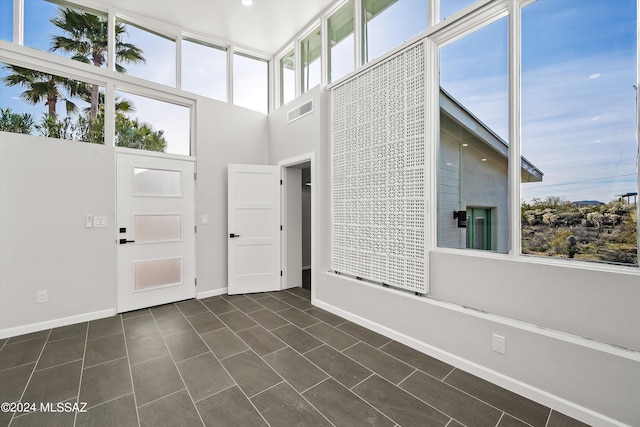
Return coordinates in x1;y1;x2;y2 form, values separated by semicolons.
0;288;590;427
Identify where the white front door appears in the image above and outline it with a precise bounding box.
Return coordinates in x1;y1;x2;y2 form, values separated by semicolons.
116;152;195;313
228;164;281;295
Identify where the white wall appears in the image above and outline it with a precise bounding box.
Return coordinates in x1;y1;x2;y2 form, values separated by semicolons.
266;86;640;426
0;98;269;335
192;97;269;297
0;133;116;336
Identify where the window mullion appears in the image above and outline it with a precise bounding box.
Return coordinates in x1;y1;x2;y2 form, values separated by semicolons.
14;0;22;45
508;0;521;258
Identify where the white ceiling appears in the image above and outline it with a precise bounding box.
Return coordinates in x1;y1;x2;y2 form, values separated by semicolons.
89;0;335;56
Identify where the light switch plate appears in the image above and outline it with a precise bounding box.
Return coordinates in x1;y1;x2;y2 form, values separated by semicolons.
93;216;108;228
85;214;93;228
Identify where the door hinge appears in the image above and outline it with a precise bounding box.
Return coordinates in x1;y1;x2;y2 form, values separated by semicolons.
280;271;283;277
195;278;197;287
194;172;197;180
280;225;283;231
280;179;283;185
194;225;197;233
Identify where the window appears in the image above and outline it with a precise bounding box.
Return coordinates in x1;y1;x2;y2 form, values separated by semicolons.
0;62;104;144
437;17;509;253
440;0;477;21
115;91;190;155
467;207;493;250
24;1;109;67
328;0;355;83
301;28;321;93
116;20;175;87
181;38;227;102
233;52;268;114
279;49;295;106
521;0;637;265
362;0;428;63
0;0;12;42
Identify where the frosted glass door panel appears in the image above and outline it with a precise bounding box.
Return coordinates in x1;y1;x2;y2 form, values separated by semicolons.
135;258;182;290
134;168;181;196
134;215;182;243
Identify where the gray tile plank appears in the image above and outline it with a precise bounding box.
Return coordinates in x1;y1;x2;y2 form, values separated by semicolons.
76;393;138;427
138;389;203;427
85;333;127;368
187;311;225;334
343;342;415;385
220;350;282;398
400;370;502;427
303;378;395;427
304;345;371;389
337;322;391;348
251;382;332;427
271;324;323;354
0;337;46;369
263;347;328;393
80;357;132;409
380;340;453;380
200;328;248;360
177;352;235;402
444;369;550;427
164;329;209;362
277;307;320;328
353;375;450;427
247;308;290;330
125;331;169;366
130;355;184;406
197;386;268;427
237;326;287;356
36;334;85;370
22;360;82;406
218;310;258;332
176;299;209;317
305;322;358;351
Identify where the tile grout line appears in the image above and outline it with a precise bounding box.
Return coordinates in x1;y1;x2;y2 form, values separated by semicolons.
8;329;52;425
149;310;207;427
120;314;143;427
439;371;544;427
72;324;90;427
219;307;339;426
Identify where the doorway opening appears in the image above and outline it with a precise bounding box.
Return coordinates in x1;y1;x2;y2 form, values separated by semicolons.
280;154;314;295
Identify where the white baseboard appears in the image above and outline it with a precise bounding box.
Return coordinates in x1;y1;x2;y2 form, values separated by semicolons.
0;309;115;339
312;298;630;427
197;287;228;299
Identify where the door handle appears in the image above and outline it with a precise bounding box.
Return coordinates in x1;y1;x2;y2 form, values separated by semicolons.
119;239;135;244
229;233;240;238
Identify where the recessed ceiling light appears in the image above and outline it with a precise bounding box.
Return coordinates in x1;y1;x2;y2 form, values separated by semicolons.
481;158;487;162
462;143;469;147
242;0;253;6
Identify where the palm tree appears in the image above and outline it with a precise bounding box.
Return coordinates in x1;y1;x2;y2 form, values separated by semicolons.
50;7;145;119
2;65;84;116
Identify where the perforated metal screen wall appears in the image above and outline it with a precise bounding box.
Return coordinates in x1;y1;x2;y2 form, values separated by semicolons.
330;42;427;294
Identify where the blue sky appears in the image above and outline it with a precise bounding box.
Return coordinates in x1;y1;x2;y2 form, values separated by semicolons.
2;0;637;202
439;0;637;204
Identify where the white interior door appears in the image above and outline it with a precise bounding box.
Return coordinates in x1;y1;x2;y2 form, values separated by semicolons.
228;164;281;295
117;152;195;313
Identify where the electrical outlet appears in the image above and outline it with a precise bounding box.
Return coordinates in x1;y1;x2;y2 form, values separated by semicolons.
492;334;506;354
37;290;48;304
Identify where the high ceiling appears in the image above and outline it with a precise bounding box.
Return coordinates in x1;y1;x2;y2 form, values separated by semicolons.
89;0;335;56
